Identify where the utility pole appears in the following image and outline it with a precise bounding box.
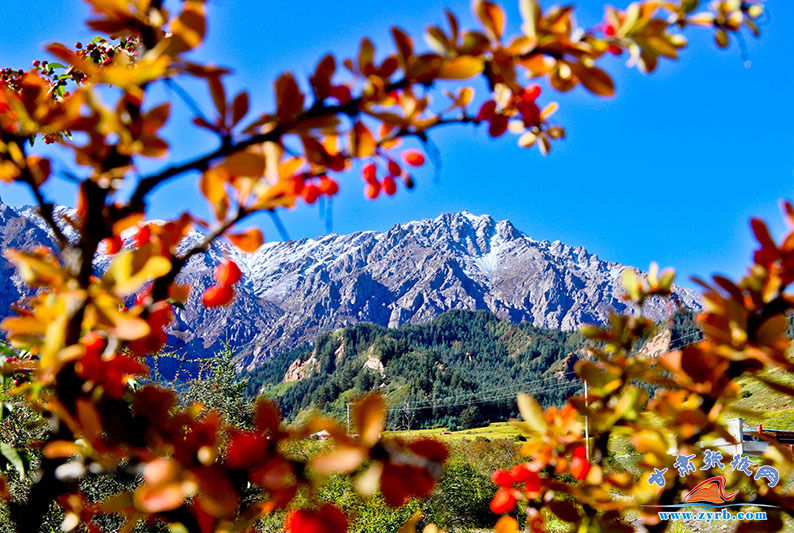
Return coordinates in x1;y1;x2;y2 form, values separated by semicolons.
584;380;590;461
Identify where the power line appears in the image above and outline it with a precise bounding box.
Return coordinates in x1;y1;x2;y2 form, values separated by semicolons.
383;328;707;416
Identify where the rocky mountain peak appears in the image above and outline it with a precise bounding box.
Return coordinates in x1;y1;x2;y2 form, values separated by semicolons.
0;204;701;369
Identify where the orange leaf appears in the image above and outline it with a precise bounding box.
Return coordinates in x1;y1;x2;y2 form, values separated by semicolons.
208;75;227;122
391;27;414;67
358;38;375;76
169;1;206;53
43;440;79;459
228;228;264;253
351;121;376;158
309;54;336;100
473;0;506;41
275;72;304;121
354;393;385;447
220;151;265;177
494;516;519;533
231;92;249;126
571;64;615;97
143;103;171;134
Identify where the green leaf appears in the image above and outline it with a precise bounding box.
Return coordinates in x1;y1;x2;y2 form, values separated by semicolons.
48;63;65;70
0;344;17;358
0;442;25;477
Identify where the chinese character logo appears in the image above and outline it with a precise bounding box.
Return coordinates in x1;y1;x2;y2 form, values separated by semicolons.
682;476;738;505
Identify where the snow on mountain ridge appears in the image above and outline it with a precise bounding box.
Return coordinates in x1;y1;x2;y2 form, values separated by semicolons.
0;202;700;368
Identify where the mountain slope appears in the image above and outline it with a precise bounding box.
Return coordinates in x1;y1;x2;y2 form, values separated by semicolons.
245;309;702;428
0;202;699;367
236;211;699;366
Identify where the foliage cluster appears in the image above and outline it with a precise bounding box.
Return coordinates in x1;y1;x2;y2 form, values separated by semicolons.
0;0;771;531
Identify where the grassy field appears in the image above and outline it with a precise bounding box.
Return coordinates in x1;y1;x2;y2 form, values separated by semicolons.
387;421;523;441
726;370;794;428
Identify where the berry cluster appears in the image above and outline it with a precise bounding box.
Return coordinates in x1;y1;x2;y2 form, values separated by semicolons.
489;446;590;516
489;461;543;514
288;173;340;205
202;259;242;307
361;149;424;200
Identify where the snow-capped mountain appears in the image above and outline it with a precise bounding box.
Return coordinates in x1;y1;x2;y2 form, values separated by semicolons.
0;202;700;369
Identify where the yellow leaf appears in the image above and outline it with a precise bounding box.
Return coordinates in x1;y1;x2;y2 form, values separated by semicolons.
354;462;383;497
104;251;172;297
438;56;485;80
98;57;170;89
540;102;558;119
519;0;540;41
517;394;547;433
457;87;474;106
311;446;366;474
398;511;423;533
355;394;385;447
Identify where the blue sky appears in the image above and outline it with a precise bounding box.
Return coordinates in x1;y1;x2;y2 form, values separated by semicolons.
0;1;792;289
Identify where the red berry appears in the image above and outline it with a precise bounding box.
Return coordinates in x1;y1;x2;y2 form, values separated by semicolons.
147;301;173;329
285;504;348;533
214;260;242;286
608;44;622;55
288;175;305;195
387;160;402;176
365;181;380;199
32;60;40;67
319;177;339;195
509;463;533;483
489;487;517;514
524;470;542;496
75;42;83;49
401;149;425;167
81;332;106;358
491;469;513;487
522;84;541;102
100;236;123;255
382;176;397;196
135;225;151;247
604;23;616;37
573;445;588;460
302;183;320;204
570;456;591;481
202;285;235;307
362;163;377;183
